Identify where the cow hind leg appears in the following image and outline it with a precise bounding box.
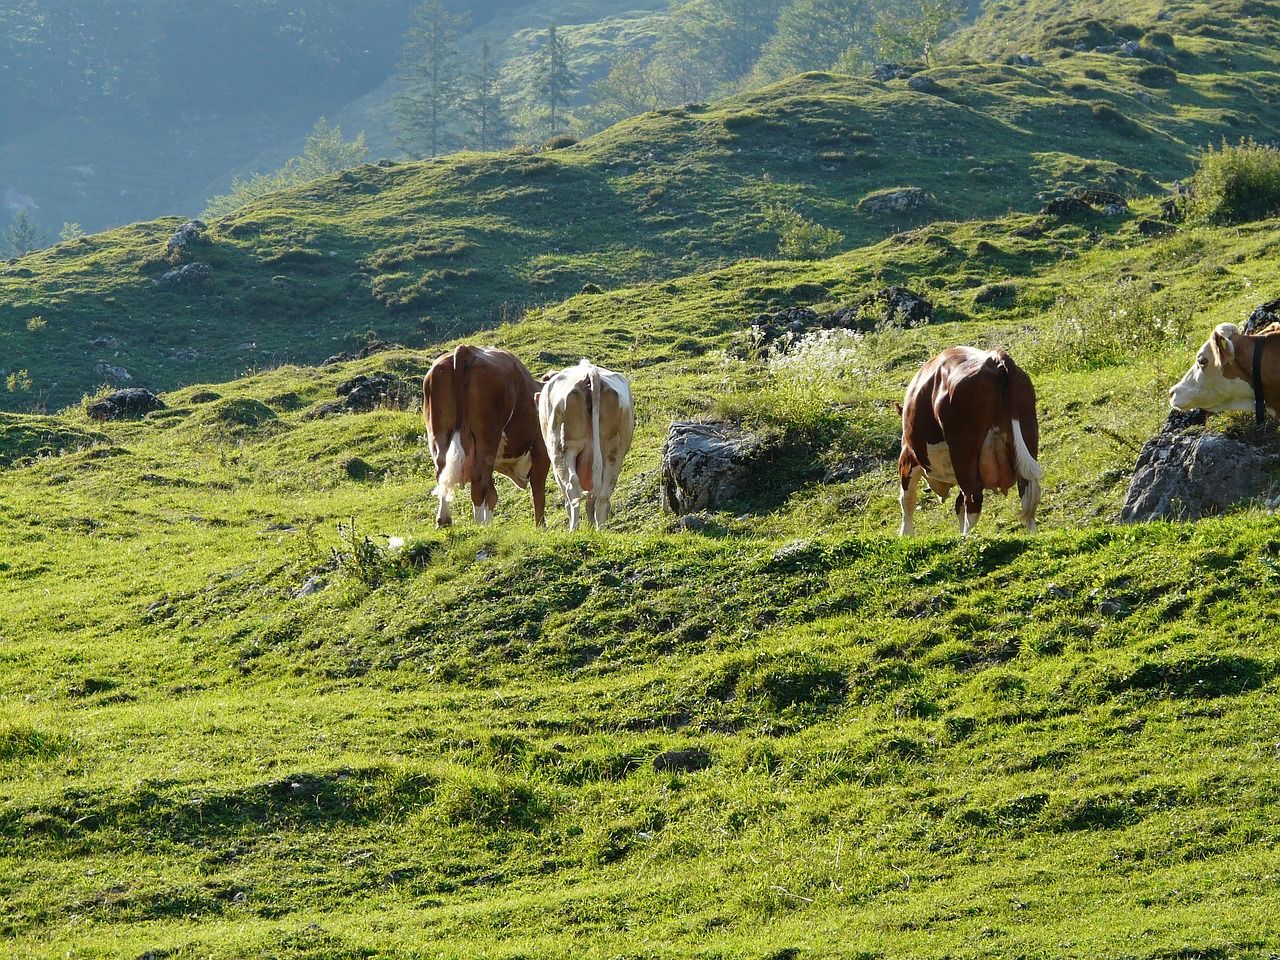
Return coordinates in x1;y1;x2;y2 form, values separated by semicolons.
432;432;465;528
556;449;587;530
469;457;499;525
955;487;983;535
899;463;924;536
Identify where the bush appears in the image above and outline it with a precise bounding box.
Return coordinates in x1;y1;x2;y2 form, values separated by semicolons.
541;134;578;151
1185;138;1280;224
761;204;843;260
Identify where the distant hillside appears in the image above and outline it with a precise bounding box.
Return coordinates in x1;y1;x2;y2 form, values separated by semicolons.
5;0;1280;411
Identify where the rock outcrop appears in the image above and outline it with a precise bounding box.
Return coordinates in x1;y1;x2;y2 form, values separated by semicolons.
1121;410;1270;522
661;421;766;515
86;388;165;422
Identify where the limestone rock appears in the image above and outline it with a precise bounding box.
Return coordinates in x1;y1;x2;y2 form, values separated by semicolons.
166;220;206;261
661;421;765;515
86;388;165;422
157;262;211;286
858;187;926;216
1121;411;1267;521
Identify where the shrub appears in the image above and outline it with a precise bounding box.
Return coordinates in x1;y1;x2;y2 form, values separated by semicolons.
761;204;844;260
1184;138;1280;224
1136;65;1176;87
541;134;578;151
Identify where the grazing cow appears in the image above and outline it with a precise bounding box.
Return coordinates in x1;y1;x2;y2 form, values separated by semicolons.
898;347;1043;535
537;359;635;530
422;345;549;527
1169;322;1280;423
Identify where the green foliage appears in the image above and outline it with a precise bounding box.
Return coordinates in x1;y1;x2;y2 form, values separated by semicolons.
874;0;968;65
761;204;845;260
0;209;46;258
203;119;369;217
1015;277;1192;373
1185;137;1280;225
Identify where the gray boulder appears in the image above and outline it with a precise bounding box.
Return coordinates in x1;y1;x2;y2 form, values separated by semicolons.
166;220;206;260
86;388;165;422
1121;411;1268;521
661;421;765;515
858;187;926;216
157;262;211;286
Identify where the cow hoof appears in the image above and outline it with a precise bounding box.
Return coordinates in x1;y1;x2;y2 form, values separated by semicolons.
436;517;452;529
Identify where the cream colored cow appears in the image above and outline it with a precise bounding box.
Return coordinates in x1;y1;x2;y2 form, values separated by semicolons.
537;360;635;530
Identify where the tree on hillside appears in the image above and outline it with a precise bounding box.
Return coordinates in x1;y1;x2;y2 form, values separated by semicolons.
874;0;967;65
1;210;47;258
294;118;370;179
660;0;779;91
203;119;370;218
577;49;669;134
395;0;468;157
462;36;513;152
532;23;577;137
749;0;884;86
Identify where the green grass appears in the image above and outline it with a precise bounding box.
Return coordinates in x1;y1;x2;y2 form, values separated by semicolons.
6;1;1280;955
5;196;1280;955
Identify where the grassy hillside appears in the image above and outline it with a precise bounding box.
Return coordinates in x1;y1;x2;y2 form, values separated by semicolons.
4;193;1280;956
7;2;1280;956
5;0;1280;411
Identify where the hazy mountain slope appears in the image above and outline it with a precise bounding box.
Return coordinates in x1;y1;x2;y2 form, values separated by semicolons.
5;0;1280;412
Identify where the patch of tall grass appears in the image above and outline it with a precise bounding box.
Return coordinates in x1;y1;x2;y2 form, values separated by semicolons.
1014;278;1192;372
1185;137;1280;225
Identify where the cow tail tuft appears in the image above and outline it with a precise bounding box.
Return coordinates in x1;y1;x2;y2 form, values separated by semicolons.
1011;417;1043;482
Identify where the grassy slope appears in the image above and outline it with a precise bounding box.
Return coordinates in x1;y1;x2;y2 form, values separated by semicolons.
7;1;1280;957
4;0;1280;411
4;195;1280;957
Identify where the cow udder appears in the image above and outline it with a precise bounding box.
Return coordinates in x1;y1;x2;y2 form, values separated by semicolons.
978;427;1017;493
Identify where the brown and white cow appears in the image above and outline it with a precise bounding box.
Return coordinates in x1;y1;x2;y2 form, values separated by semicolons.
1169;322;1280;421
898;346;1043;535
423;345;550;528
537;359;635;530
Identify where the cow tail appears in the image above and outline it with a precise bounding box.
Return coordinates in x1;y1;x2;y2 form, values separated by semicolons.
1011;418;1043;483
589;364;604;502
431;346;472;500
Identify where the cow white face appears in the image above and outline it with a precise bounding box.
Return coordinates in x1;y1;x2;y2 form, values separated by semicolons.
1169;324;1255;413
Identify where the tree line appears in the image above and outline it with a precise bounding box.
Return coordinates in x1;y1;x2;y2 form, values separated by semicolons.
394;0;969;157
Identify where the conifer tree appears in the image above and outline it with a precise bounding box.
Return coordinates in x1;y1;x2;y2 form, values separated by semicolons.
395;0;468;157
532;23;576;137
462;36;511;151
1;209;46;258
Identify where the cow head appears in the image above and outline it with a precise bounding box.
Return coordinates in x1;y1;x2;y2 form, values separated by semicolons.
1169;323;1256;413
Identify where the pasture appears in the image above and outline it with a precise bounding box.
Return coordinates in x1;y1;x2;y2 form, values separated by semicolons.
4;200;1280;957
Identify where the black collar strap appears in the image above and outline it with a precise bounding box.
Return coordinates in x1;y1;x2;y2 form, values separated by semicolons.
1254;335;1267;426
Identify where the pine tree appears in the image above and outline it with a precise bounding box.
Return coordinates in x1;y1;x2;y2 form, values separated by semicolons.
1;209;46;258
532;23;576;137
462;36;511;152
395;0;468;158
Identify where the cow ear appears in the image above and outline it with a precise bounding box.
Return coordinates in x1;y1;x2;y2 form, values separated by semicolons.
1213;330;1235;363
540;370;555;382
533;391;542;406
